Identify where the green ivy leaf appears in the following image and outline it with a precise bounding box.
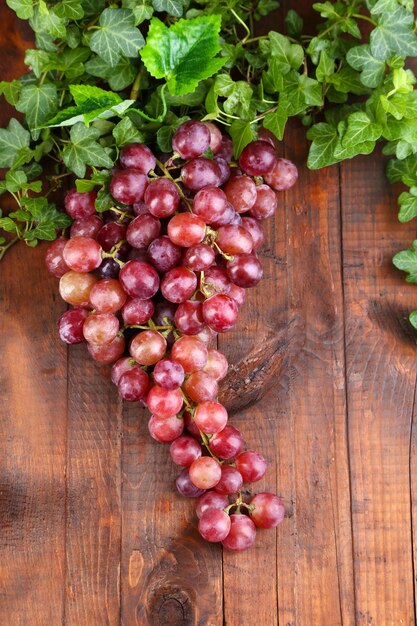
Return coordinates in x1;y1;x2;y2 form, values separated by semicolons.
346;44;386;88
263;104;288;140
140;16;225;96
342;112;382;148
397;188;417;222
409;310;417;330
268;31;304;71
152;0;187;17
112;117;145;147
229;119;256;157
307;122;340;169
370;6;417;60
393;239;417;282
85;55;137;92
53;0;84;19
16;84;58;135
62;122;114;177
0;118;31;168
0;80;22;106
6;0;34;19
122;0;153;24
285;9;303;37
90;8;145;67
386;157;417;186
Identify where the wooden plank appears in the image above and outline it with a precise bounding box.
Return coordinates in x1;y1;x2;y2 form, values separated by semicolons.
0;7;68;624
341;153;417;625
0;243;68;625
120;403;223;626
64;349;122;625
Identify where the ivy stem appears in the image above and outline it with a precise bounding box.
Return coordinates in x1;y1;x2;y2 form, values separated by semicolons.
0;237;19;261
130;83;168;123
129;69;143;101
230;8;251;42
351;13;377;26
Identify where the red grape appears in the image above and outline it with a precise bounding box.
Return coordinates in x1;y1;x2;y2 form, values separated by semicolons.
63;236;102;273
196;491;228;519
171;336;208;373
130;329;167;365
224;176;257;213
126;214;161;249
214;156;231;185
149;414;184;443
147;385;183;418
203;349;228;381
214;466;243;495
182;243;215;271
216;225;254;255
249;492;285;528
144;178;180;218
174;300;205;335
175;467;206;497
189;456;222;489
222;513;256;551
194;401;228;434
264;158;298;191
249;184;277;220
235;451;267;482
204;122;222;154
147;236;182;273
111;356;137;385
121;297;154;325
120;143;156;174
153;359;185;390
89;278;127;313
65;188;97;219
228;284;246;307
202;294;238;333
239;140;277;176
241;216;264;250
209;425;244;460
183;371;219;403
172;121;210;160
170;435;202;466
70;215;102;239
216;134;233;161
45;238;70;277
110;168;147;204
203;266;231;296
59;271;97;307
118;367;150;402
226;254;263;288
58;308;89;344
83;313;119;345
168;213;206;247
87;334;125;364
119;260;159;299
161;267;197;304
258;127;280;151
192;187;228;223
181;158;221;191
198;508;231;542
97;222;127;252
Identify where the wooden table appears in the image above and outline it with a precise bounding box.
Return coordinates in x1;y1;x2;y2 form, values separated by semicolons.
1;3;417;625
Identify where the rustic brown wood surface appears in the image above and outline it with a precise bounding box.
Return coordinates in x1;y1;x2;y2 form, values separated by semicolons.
1;2;417;625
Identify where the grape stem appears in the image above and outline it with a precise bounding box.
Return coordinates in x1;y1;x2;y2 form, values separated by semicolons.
199;429;223;463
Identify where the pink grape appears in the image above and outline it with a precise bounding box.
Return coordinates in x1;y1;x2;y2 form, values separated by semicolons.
87;334;125;364
235;451;267;482
203;349;228;381
239;140;277;176
45;238;70;277
182;371;219;403
194;401;228;434
258;127;280;150
175;467;206;497
70;215;102;239
121;298;154;325
58;308;89;344
110;168;147;204
119;260;159;299
149;414;184;443
172;120;210;160
224;176;257;213
228;284;246;307
198;508;231;542
216;225;254;255
249;492;285;528
214;466;243;495
63;236;102;273
204;122;222;153
111;356;137;385
222;514;257;551
214;156;231;185
126;214;161;249
209;425;244;460
195;325;217;345
59;271;97;307
209;202;236;228
249;184;277;220
170;436;202;466
192;187;228;223
83;313;119;345
153;359;185;390
241;216;264;250
65;189;97;219
264;158;298;191
189;456;222;489
203;266;231;297
202;294;238;333
130;330;167;366
161;267;197;304
181;158;221;191
147;385;183;418
174;300;205;335
182;243;215;271
196;491;228;519
171;336;208;373
144;178;180;218
89;278;127;313
120;143;156;174
216;134;233;161
183;410;202;439
167;213;206;247
118;368;150;402
226;254;263;288
147;236;182;273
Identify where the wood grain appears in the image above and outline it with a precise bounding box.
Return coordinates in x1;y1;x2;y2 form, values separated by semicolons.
1;1;417;625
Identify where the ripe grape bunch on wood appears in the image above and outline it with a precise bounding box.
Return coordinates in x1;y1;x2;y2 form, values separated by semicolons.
45;119;298;551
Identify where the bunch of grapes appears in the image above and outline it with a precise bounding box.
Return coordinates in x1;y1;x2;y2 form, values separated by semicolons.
45;120;298;551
